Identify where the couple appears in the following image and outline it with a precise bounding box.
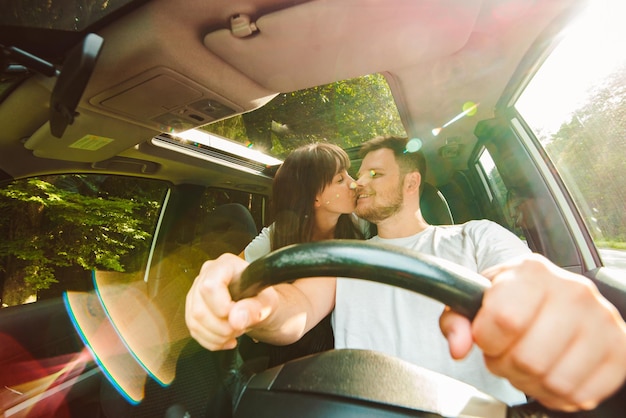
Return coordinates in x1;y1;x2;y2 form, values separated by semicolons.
186;135;626;412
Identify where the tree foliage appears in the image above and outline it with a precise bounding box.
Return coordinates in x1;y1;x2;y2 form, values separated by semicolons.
546;65;626;242
0;175;165;305
204;74;406;158
0;0;130;31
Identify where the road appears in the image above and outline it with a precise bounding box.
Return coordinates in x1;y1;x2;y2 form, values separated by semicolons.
599;248;626;271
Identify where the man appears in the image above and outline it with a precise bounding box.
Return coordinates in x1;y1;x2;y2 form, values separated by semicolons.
186;136;626;411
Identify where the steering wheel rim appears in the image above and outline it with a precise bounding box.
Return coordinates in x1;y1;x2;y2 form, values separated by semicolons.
233;239;491;319
231;240;622;417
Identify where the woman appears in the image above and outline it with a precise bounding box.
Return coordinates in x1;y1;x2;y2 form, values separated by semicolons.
244;142;369;260
240;142;370;367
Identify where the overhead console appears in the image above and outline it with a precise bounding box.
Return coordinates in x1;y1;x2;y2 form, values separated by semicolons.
21;0;280;163
90;66;242;133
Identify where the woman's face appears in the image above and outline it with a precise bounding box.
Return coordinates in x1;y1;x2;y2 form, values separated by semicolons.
315;169;357;214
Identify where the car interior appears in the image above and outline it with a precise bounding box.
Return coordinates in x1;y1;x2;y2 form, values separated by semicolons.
0;0;624;417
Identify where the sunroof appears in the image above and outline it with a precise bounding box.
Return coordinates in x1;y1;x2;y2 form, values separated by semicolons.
0;0;137;31
201;73;406;160
151;131;283;177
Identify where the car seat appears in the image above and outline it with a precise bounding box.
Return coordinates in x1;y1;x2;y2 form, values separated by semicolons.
420;182;454;225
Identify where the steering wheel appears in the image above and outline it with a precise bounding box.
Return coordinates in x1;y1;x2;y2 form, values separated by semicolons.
229;240;618;418
231;239;489;318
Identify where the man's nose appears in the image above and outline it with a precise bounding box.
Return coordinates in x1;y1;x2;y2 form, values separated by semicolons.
354;174;367;186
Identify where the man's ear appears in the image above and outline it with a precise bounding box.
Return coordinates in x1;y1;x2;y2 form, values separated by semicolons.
404;171;421;195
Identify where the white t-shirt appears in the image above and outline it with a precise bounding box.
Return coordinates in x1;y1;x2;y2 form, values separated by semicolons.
332;219;531;405
243;213;370;262
243;224;273;262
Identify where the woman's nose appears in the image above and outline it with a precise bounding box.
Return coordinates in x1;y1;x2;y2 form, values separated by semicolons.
345;174;355;189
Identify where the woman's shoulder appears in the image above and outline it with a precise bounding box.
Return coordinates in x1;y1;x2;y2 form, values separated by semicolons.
243;224;274;262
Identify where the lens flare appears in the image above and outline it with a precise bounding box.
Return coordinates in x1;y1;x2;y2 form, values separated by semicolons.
0;333;94;416
406;138;423;152
463;101;478;116
64;291;147;404
432;102;480;136
64;246;214;405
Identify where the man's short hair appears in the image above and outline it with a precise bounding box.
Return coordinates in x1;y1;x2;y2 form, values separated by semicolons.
360;135;426;180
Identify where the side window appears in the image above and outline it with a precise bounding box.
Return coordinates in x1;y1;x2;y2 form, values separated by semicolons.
515;1;625;268
198;188;265;233
182;187;264;262
144;186;264;288
195;188;263;258
475;148;525;241
0;174;169;307
476;149;507;209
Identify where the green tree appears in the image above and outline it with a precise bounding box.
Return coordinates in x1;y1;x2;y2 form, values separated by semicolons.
204;74;406;158
0;175;165;305
0;0;127;31
546;65;626;243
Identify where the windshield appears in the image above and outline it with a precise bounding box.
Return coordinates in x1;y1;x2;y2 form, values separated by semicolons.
200;73;406;160
0;0;136;31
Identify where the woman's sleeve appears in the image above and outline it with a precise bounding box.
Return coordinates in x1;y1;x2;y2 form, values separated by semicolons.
243;225;273;262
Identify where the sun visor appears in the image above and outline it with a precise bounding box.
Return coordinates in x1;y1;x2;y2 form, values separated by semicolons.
23;108;157;163
203;0;482;92
24;67;270;162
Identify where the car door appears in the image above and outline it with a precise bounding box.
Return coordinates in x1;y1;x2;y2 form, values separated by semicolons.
467;2;625;314
0;173;265;417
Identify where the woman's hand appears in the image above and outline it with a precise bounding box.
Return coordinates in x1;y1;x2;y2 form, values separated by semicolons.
185;253;278;350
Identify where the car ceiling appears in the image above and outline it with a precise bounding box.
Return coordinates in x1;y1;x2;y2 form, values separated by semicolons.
0;0;587;187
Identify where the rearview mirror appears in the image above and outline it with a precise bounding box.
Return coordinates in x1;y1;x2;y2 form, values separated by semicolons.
50;33;104;138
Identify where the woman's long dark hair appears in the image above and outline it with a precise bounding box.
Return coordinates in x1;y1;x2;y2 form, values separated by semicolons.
270;142;364;250
248;142;366;368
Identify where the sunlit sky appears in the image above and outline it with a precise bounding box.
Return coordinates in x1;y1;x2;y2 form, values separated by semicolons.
516;0;626;136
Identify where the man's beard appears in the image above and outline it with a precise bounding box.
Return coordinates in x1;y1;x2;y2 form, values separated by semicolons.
356;186;403;224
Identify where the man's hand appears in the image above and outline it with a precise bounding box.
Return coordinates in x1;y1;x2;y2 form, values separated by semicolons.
440;253;626;411
185;253;279;351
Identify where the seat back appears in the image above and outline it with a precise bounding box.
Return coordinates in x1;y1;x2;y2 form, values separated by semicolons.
201;202;259;255
420;183;454;225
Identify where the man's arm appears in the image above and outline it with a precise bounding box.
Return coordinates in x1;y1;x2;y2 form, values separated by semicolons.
440;253;626;412
185;253;336;350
